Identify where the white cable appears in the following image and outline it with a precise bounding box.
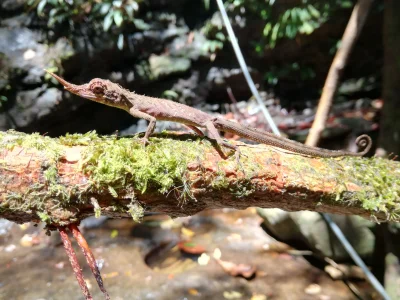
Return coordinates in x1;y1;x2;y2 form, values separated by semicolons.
216;0;281;136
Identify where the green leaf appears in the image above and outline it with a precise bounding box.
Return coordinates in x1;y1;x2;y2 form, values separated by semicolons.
37;0;47;15
299;22;314;34
307;4;320;18
203;0;210;10
100;3;111;15
117;33;124;50
290;8;299;23
110;229;118;238
131;1;139;11
103;11;114;31
285;24;298;39
125;5;134;19
281;10;291;23
49;8;58;17
263;23;272;36
163;90;179;99
133;19;151;30
340;1;353;8
215;32;225;41
271;23;280;41
298;8;310;22
113;10;124;27
113;0;123;8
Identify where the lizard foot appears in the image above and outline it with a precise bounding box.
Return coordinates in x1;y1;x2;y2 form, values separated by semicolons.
139;137;150;146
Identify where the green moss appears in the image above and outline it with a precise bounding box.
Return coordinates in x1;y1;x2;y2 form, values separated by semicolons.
43;165;58;183
37;211;51;222
127;201;145;223
346;157;400;220
208;146;268;198
80;134;206;212
59;131;101;146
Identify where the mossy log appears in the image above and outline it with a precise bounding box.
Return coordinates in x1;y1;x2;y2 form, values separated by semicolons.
0;130;399;226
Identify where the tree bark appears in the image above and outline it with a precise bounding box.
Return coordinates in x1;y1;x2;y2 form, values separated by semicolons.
306;0;374;147
380;0;400;156
0;130;398;226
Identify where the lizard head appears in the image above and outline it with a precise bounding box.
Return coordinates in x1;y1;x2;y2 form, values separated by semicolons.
45;70;127;108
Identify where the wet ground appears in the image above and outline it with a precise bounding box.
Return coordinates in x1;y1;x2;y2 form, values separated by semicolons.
0;209;370;299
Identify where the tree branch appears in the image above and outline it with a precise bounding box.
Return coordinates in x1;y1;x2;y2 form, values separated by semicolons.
0;130;398;225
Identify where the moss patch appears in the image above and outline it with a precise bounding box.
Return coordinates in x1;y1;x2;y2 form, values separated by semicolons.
345;157;400;221
79;134;204;198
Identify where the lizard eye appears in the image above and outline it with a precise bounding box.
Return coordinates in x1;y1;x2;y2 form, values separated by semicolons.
89;80;107;95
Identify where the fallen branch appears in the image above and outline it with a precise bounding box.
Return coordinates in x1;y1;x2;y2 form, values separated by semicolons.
0;130;398;225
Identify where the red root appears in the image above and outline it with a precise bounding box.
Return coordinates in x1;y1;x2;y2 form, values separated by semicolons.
58;227;93;300
69;224;110;300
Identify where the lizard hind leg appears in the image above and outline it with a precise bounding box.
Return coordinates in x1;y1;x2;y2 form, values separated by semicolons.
205;120;240;160
185;125;204;136
205;121;236;151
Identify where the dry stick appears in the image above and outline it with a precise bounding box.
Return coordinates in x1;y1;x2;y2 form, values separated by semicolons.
305;0;374;147
69;224;111;300
59;227;93;300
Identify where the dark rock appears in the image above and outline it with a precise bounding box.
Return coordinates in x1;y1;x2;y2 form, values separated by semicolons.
148;54;191;79
0;27;74;85
0;0;26;11
258;209;375;262
170;71;211;106
206;67;262;103
8;87;62;127
168;31;210;60
0;14;30;28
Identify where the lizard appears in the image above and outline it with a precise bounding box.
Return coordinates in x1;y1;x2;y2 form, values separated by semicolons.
45;70;372;158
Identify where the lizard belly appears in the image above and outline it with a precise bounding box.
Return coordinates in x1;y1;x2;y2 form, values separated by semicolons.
141;102;210;127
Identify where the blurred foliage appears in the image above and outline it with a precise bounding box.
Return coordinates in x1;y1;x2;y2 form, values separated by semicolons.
221;0;354;85
27;0;148;49
265;62;316;85
226;0;355;49
201;11;226;55
199;0;355;84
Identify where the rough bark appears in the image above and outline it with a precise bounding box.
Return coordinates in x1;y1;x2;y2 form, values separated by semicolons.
380;0;400;156
0;130;398;226
306;0;374;147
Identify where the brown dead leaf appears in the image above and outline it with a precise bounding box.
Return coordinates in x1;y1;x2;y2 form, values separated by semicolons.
178;241;206;255
216;259;256;279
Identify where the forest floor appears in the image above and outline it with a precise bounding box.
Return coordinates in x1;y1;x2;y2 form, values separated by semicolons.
0;209;374;300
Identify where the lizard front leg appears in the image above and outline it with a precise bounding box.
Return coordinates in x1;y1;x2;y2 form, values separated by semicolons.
129;107;157;145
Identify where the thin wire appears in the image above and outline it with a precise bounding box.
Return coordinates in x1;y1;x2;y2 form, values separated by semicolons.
322;214;390;300
215;0;280;136
216;1;390;299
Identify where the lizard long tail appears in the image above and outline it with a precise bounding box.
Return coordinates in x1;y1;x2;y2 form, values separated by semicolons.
213;118;372;157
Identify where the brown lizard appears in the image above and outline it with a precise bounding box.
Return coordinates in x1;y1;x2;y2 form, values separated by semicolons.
45;71;372;158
